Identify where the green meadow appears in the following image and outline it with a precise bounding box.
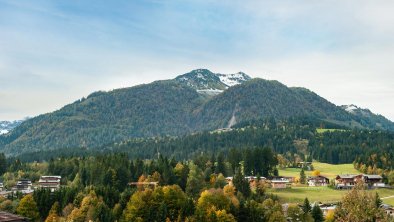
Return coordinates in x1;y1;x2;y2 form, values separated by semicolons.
269;187;394;204
278;161;360;179
273;161;394;204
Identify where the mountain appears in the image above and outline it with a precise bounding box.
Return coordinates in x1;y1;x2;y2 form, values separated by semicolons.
341;104;394;130
0;120;25;135
175;69;251;95
0;69;393;155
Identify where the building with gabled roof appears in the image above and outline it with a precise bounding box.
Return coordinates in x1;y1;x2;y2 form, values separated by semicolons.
307;175;329;186
335;174;384;189
38;176;61;191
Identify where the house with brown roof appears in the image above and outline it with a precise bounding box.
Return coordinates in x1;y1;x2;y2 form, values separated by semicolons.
335;174;363;189
307;175;329;186
335;174;384;189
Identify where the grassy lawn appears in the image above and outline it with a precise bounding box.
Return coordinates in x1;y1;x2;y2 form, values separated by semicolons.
278;161;360;179
274;161;394;204
312;162;360;178
316;128;346;133
269;187;394;204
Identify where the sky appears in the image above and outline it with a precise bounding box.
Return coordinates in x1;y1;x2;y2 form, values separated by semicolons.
0;0;394;121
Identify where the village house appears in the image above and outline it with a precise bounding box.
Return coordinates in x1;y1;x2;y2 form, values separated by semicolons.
335;174;384;189
38;176;61;191
270;176;296;183
335;174;363;189
271;179;290;189
307;175;330;186
245;176;266;183
363;174;384;188
12;179;33;194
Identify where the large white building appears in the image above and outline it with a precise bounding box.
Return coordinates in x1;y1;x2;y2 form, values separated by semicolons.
38;176;61;191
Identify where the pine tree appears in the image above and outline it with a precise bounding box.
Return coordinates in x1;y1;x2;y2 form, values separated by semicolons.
375;192;383;208
0;153;7;175
311;204;324;222
233;168;250;198
302;197;311;214
300;168;306;184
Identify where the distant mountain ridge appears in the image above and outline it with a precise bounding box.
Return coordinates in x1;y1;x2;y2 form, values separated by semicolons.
0;69;393;155
340;104;394;130
0;120;24;135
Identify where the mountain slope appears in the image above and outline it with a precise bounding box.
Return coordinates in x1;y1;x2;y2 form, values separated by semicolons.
194;79;358;130
0;80;205;154
0;69;393;155
341;104;394;130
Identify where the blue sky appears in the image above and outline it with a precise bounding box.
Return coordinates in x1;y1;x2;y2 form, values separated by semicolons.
1;0;394;121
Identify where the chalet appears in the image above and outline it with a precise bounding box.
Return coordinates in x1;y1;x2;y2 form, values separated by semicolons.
271;179;290;189
363;174;384;188
335;174;385;189
13;179;33;193
0;211;29;222
38;176;61;191
245;176;266;183
270;176;296;183
335;174;363;189
307;175;329;186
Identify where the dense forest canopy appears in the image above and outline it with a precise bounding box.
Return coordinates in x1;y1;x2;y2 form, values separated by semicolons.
9;117;394;173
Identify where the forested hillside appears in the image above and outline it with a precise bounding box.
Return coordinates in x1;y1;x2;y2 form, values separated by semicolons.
1;69;393;156
12;117;394;174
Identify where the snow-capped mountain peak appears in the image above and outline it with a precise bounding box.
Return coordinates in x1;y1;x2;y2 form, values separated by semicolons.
216;72;252;87
175;69;252;95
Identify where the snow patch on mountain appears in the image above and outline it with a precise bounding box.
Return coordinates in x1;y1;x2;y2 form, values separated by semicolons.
343;104;359;114
0;119;25;134
196;88;224;95
216;72;251;87
175;69;252;95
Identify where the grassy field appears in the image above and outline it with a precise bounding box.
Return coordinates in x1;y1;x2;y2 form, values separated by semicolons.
316;128;347;133
274;161;394;204
278;161;360;179
269;187;394;204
